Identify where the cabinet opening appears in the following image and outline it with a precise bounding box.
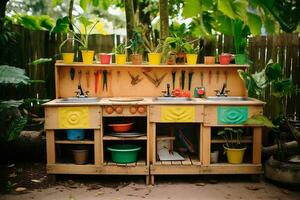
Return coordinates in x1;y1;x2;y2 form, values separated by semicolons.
155;123;201;164
55;144;94;164
103;140;147;165
55;129;94;141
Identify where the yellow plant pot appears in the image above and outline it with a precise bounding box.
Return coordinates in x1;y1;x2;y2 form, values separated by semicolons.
148;53;161;65
204;56;215;64
224;146;246;164
186;54;198;65
62;53;74;64
115;54;126;65
81;50;94;64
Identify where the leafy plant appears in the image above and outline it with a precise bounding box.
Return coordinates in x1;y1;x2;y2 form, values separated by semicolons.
114;43;126;54
183;43;200;54
232;19;250;54
128;32;143;54
217;128;245;149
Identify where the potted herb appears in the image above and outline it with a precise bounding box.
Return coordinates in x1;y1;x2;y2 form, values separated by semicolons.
129;32;143;65
114;43;126;65
141;29;162;65
183;43;200;65
163;35;186;64
232;20;250;64
218;128;247;164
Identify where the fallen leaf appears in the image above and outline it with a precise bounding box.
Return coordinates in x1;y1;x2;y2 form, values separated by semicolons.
245;185;263;191
96;191;104;196
195;183;206;186
31;179;41;183
8;164;15;168
15;187;27;192
9;173;17;178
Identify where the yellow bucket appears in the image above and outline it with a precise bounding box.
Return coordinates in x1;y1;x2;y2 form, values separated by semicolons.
62;53;74;64
148;53;161;65
81;50;94;64
186;54;198;65
224;146;246;164
115;54;126;65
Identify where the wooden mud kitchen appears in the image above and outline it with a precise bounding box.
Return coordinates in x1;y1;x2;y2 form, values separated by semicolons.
44;62;265;184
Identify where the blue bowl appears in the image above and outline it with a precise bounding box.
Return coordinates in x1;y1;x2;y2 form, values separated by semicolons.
66;129;85;140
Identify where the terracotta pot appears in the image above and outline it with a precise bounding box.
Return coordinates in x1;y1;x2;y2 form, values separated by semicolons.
131;54;143;65
99;53;111;64
204;56;215;64
176;52;186;64
72;149;89;165
167;53;176;65
219;54;232;65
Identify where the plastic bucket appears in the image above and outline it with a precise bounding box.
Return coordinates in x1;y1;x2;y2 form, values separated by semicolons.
72;149;88;165
66;129;85;141
186;54;198;65
99;53;111;64
224;145;246;164
148;53;161;65
62;53;74;64
235;54;247;64
115;54;126;64
81;50;94;64
107;144;141;163
204;56;215;64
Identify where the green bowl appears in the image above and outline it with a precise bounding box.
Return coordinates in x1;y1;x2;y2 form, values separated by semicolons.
107;144;141;164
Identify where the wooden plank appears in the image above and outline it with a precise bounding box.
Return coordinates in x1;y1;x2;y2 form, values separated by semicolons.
46;130;55;164
47;164;97;174
211;139;252;143
146;106;150;166
171;161;182;165
102;136;147;140
150;123;156;163
161;161;172;165
97;165;148;175
94;129;101;165
252;127;262;164
201;125;211;165
55;140;94;144
181;154;192;165
137;160;146;166
190;155;201;166
157;136;176;141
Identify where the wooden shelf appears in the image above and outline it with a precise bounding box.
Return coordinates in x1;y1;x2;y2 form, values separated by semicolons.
55;140;94;144
55;62;248;68
157;136;176;141
104;159;146;166
211;139;252;143
103;135;147;140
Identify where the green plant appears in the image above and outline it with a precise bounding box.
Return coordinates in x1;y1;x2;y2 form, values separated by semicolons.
128;32;143;54
217;128;245;149
232;19;250;54
183;43;200;54
114;43;126;54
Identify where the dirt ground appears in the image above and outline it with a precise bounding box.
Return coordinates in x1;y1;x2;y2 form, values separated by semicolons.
0;163;300;200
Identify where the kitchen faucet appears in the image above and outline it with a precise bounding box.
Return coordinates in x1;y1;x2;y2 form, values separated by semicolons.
215;83;230;97
75;84;89;98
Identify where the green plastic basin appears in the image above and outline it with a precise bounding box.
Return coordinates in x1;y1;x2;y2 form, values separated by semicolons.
107;144;141;163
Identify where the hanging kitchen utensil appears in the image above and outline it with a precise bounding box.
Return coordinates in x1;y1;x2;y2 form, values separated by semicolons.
216;71;220;83
108;70;113;95
86;71;90;88
128;72;143;85
70;68;75;80
188;71;194;91
224;71;228;85
78;70;82;84
200;72;204;86
94;70;99;94
172;70;176;90
208;70;212;84
181;70;186;90
103;70;108;91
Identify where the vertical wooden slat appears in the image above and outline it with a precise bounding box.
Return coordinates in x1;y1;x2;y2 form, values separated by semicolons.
201;125;211;165
252;127;262;164
46;130;55;164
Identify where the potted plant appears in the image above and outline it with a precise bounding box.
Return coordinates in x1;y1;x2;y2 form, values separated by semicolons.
114;43;126;65
183;43;200;65
218;128;247;164
98;53;112;64
163;35;186;64
72;145;89;165
232;20;250;64
129;32;143;65
240;60;299;185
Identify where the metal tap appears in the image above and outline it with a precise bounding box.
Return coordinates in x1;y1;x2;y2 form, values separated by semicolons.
215;83;230;97
75;84;89;98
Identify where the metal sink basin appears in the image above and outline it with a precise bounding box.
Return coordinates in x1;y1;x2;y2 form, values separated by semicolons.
57;97;100;103
205;96;253;101
153;97;194;102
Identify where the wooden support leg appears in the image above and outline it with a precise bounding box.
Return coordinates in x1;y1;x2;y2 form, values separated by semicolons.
252;127;262;164
46;130;55;164
201;126;211;166
146;175;150;185
94;129;101;165
150;175;155;185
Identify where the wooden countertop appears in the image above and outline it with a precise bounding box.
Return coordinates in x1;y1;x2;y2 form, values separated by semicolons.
43;97;265;106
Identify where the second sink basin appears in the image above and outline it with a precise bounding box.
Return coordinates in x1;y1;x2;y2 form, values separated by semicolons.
205;96;253;101
57;97;100;103
153;97;194;102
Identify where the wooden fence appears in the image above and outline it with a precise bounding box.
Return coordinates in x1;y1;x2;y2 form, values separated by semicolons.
5;25;300;119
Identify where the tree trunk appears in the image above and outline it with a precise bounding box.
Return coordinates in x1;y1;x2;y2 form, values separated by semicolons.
68;0;74;30
125;0;135;44
0;0;9;21
159;0;169;40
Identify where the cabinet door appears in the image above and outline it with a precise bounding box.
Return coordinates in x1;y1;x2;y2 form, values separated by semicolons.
149;105;204;122
45;106;101;129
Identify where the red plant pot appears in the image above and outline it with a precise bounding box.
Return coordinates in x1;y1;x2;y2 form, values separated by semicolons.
99;53;111;64
219;54;232;65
